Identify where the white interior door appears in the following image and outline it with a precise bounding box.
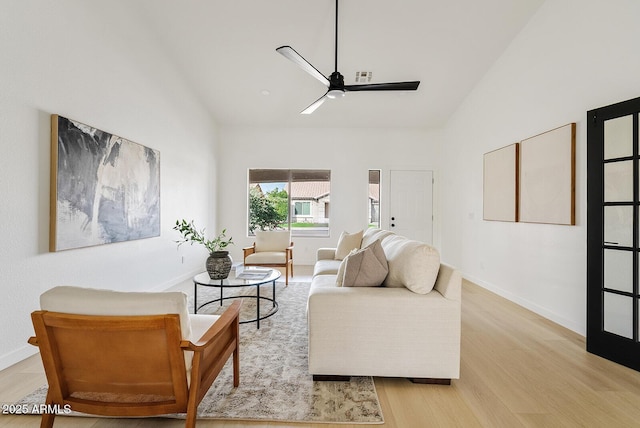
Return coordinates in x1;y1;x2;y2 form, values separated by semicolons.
389;170;433;244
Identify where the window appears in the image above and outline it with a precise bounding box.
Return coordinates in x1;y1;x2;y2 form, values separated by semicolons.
294;201;311;216
248;169;330;237
368;170;381;228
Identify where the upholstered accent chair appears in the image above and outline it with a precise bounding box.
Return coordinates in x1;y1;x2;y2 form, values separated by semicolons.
28;286;241;428
243;230;294;285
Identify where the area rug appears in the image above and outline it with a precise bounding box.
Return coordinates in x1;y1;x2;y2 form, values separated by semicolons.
17;281;384;424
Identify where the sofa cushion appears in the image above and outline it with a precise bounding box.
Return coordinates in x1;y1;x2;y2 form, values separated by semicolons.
314;259;342;277
341;240;388;287
335;230;363;260
361;228;395;248
381;236;440;294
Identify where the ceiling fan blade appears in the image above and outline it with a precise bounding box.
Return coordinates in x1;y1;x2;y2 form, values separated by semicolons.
344;81;420;92
301;93;328;115
276;46;330;88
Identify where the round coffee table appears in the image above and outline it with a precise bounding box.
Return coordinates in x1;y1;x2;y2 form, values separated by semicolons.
193;269;281;329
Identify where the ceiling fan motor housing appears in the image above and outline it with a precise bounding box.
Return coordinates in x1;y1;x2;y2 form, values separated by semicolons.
329;71;344;88
327;71;346;98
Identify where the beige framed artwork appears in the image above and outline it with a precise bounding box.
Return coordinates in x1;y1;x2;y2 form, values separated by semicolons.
518;123;576;225
483;143;519;222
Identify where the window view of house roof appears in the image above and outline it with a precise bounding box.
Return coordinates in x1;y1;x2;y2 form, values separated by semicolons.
283;182;378;201
369;184;379;202
286;182;330;200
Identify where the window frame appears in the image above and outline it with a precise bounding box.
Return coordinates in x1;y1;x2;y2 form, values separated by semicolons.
368;169;381;228
248;169;331;237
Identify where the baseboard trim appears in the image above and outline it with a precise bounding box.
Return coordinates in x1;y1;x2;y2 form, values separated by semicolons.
0;344;38;372
462;272;585;337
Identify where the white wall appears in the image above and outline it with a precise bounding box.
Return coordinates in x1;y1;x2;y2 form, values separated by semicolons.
217;127;442;265
441;0;640;335
0;1;219;369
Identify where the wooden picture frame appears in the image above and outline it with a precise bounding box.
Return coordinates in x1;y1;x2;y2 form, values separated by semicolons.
50;115;161;251
518;123;576;225
483;143;519;222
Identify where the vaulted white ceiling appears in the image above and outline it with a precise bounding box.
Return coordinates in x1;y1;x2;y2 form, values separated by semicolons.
135;0;544;128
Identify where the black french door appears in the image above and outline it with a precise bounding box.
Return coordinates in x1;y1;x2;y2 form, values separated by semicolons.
587;95;640;371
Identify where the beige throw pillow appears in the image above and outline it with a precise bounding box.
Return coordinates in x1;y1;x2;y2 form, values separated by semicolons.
342;240;388;287
335;230;363;260
335;249;357;287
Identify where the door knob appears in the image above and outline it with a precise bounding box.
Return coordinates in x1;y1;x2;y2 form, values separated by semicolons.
391;223;395;227
391;217;395;220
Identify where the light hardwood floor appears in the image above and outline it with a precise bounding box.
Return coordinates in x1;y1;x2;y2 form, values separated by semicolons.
2;267;640;427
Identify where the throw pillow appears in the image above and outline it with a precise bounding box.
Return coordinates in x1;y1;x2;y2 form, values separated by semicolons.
335;230;364;260
335;248;357;287
342;239;388;287
382;236;440;294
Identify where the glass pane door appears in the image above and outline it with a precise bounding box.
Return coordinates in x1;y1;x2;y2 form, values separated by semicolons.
602;114;635;338
587;97;640;372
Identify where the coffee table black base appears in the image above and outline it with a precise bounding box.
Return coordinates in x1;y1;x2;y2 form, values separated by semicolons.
196;295;278;328
193;270;281;329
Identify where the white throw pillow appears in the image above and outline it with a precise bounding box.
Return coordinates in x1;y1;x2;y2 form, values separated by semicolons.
335;230;363;260
342;239;388;287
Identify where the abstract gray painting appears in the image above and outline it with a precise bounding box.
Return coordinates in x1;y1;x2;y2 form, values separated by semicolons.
50;115;160;251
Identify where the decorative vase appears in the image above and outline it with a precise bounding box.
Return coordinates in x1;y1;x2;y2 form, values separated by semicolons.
206;251;232;280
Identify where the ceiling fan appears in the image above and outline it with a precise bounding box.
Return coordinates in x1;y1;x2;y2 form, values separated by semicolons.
276;0;420;114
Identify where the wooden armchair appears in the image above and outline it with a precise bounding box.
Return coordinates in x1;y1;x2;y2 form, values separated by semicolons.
243;230;294;285
28;286;241;428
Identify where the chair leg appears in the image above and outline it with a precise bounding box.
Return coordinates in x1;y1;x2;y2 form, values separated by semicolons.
185;399;198;428
40;413;55;428
285;265;289;286
233;343;240;387
40;391;55;428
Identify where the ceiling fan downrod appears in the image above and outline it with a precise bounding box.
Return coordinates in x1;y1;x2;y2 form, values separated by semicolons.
334;0;338;73
327;0;345;98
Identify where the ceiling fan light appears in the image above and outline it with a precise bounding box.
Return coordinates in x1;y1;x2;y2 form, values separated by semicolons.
326;89;345;99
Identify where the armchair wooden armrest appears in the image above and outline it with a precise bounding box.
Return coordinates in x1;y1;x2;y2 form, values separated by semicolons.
179;300;241;426
182;300;242;408
243;244;256;258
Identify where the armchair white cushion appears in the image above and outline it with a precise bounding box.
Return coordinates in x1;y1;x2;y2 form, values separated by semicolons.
39;285;215;370
40;285;198;339
254;230;291;252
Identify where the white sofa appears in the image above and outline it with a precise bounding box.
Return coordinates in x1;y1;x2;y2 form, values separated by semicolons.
308;228;461;383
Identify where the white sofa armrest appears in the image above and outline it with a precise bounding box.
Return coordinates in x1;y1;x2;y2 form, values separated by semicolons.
433;263;462;301
316;248;337;261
